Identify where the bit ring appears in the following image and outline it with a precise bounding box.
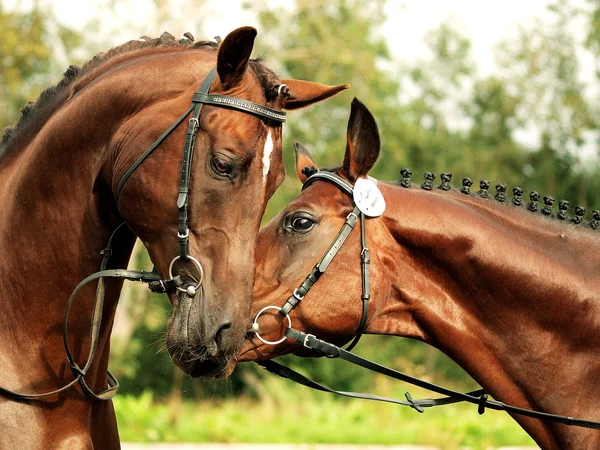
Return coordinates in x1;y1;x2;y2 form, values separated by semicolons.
252;306;292;345
168;255;204;294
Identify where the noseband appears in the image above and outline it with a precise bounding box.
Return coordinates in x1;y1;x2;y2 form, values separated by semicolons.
1;66;286;401
253;171;372;351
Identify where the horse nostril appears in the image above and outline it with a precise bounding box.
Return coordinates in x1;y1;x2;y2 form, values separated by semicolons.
215;322;232;347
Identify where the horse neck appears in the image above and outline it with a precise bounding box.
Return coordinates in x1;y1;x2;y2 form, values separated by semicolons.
0;54;181;392
374;184;600;447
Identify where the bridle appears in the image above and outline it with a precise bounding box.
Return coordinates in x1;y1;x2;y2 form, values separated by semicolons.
0;65;286;401
252;170;600;432
252;171;371;351
115;66;286;296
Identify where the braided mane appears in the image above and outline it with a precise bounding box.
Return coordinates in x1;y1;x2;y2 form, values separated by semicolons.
0;31;281;157
397;169;600;230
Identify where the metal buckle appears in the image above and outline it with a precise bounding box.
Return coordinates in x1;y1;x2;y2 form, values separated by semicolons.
177;228;190;239
189;117;199;132
302;333;316;348
292;288;305;301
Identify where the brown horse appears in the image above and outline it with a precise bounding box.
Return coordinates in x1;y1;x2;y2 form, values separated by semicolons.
238;98;600;449
0;27;347;448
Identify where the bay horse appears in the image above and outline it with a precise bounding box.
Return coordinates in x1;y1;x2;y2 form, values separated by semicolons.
0;27;347;448
237;98;600;449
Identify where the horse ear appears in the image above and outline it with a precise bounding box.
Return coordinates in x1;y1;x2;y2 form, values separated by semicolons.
294;141;319;184
281;79;350;110
216;26;257;89
341;98;380;182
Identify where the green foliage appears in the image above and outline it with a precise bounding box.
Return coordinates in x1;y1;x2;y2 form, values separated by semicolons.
0;3;81;132
114;383;536;448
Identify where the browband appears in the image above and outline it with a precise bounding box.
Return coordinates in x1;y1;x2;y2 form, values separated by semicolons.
193;93;286;123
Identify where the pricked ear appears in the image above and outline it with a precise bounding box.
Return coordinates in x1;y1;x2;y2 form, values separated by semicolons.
341;98;380;182
281;79;350;110
294;141;319;184
216;27;257;89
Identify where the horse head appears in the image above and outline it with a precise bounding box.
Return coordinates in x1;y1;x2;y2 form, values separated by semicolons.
111;27;348;378
237;98;600;448
237;98;386;363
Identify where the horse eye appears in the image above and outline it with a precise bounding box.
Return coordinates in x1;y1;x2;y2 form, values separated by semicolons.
211;155;233;176
291;217;314;233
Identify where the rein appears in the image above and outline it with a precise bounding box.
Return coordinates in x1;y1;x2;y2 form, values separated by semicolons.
1;65;286;401
253;171;600;431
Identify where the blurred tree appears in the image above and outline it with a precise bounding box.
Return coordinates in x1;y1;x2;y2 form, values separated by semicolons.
249;0;406;219
496;0;597;201
404;19;475;174
0;3;81;131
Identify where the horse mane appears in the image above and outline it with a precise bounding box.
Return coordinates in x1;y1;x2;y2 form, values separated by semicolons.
0;32;281;158
395;168;600;231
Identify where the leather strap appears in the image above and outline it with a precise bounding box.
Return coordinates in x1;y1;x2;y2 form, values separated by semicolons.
265;328;600;430
280;171;371;350
258;359;485;411
176;69;218;259
280;206;361;316
115;104;194;201
0;223;162;400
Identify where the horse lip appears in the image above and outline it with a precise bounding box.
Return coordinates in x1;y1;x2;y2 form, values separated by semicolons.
189;358;234;379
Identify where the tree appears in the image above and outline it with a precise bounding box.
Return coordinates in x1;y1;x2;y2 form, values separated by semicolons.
496;0;597;200
0;3;81;132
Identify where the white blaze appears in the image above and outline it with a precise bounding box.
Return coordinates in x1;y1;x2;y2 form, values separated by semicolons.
262;131;274;182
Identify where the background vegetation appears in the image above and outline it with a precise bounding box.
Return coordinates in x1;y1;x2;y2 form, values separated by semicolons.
2;0;599;447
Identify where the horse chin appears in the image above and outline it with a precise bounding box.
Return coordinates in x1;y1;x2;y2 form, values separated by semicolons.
189;358;237;379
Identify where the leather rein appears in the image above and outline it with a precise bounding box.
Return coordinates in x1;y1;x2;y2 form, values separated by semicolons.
1;65;286;401
253;171;600;431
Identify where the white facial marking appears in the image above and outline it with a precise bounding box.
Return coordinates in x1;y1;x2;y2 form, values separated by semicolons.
262;131;274;182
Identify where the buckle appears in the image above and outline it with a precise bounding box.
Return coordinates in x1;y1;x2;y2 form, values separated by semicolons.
177;228;190;239
188;117;199;132
302;333;316;348
292;288;305;301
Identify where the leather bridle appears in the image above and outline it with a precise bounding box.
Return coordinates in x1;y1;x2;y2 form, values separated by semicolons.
252;170;600;432
1;65;286;401
252;171;371;351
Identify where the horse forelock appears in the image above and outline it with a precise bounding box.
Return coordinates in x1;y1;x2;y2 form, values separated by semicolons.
0;32;282;161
